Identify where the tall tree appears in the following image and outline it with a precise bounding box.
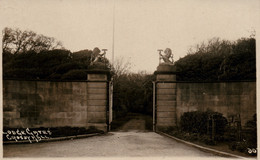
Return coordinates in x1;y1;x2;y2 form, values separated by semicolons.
2;27;64;54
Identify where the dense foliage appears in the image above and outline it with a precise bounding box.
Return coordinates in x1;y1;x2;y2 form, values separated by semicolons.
175;37;256;81
113;72;155;117
180;111;228;136
227;114;257;155
244;114;257;148
3;49;110;80
2;28;111;80
165;112;256;156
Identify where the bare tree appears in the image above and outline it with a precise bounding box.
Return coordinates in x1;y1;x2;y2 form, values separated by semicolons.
113;56;132;77
187;37;233;56
2;27;64;54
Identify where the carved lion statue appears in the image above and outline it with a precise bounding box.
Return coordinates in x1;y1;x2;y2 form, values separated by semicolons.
159;48;174;64
90;47;105;65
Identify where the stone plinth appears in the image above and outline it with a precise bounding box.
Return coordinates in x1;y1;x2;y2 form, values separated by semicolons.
87;69;110;132
154;64;177;131
156;63;176;72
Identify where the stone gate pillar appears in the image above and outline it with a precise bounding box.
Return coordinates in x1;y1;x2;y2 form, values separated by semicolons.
86;70;111;132
154;64;177;131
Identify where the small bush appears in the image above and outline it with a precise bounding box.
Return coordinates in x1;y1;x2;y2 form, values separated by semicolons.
229;141;248;153
229;141;257;156
243;114;257;148
180;111;228;137
226;114;257;156
223;126;237;142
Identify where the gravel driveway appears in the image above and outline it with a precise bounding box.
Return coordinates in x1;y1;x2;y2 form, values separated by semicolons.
4;114;220;158
4;131;220;157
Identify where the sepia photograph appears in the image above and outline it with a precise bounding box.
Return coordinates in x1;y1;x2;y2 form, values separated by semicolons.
1;0;258;159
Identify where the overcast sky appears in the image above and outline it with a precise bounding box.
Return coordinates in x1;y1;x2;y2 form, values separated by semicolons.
0;0;259;73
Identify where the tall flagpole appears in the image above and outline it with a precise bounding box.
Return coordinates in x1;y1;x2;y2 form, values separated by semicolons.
112;0;115;65
109;0;115;131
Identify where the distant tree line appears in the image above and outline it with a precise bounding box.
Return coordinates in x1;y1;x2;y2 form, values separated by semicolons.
175;37;256;81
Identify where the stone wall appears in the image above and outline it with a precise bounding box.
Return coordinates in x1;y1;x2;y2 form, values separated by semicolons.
176;81;256;127
3;79;108;131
